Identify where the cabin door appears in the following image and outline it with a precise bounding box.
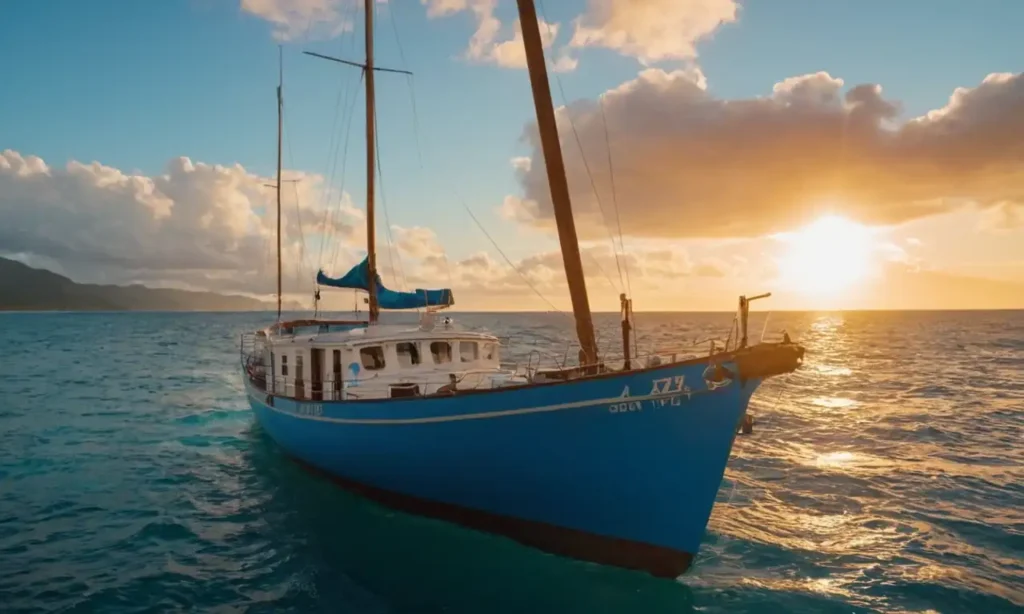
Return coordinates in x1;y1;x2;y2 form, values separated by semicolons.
311;348;324;401
332;350;342;400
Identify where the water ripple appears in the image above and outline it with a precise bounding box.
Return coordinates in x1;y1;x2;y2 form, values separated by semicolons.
0;310;1022;613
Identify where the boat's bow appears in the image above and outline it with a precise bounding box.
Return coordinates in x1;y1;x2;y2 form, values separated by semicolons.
734;336;806;381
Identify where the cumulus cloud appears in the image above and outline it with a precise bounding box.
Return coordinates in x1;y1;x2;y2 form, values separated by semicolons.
421;0;576;71
979;201;1024;233
506;70;1024;240
3;148;727;308
240;0;364;41
569;0;738;63
350;224;730;306
0;149;361;297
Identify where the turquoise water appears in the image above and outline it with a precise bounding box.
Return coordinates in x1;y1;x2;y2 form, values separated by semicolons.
1;311;1021;613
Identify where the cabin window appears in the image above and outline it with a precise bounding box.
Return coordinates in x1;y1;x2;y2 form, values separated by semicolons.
281;354;289;376
482;344;495;361
360;346;386;370
459;341;478;363
430;341;452;364
396;342;421;368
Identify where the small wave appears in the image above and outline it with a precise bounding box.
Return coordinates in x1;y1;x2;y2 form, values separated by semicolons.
1;310;1022;612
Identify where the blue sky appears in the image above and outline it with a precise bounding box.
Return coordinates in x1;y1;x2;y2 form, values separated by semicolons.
1;0;1022;310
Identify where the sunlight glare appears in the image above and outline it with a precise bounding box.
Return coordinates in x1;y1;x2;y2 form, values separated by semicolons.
781;215;872;296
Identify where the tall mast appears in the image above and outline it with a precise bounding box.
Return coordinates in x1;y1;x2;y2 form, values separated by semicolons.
364;0;379;323
276;45;283;321
515;0;599;367
302;5;411;322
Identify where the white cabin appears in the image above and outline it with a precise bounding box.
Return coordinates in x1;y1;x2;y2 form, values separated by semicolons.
247;314;527;401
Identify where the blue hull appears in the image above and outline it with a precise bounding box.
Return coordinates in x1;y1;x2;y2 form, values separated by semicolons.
245;359;760;576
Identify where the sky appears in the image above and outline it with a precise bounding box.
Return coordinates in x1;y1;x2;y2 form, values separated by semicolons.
1;0;1022;312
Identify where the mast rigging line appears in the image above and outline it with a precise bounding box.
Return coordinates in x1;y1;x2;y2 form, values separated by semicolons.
373;106;413;299
460;201;567;317
517;0;599;365
598;95;632;300
385;3;426;170
314;0;361;273
281;100;315;296
535;0;626;298
321;69;365;277
597;95;636;356
315;48;356;270
306;0;417;322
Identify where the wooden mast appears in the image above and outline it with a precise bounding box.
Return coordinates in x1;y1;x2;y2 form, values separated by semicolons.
303;5;411;322
364;0;379;323
275;45;283;321
515;0;599;367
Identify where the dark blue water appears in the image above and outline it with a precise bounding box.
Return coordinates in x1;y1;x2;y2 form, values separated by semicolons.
1;311;1022;613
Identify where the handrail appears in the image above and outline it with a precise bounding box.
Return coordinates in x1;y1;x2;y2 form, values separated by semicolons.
239;331;786;380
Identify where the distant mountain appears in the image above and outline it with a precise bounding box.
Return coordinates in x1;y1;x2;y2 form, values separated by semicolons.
0;257;273;311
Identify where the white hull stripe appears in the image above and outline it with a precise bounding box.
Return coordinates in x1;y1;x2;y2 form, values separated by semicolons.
245;380;728;425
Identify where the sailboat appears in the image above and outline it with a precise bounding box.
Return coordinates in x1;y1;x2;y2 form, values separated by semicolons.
241;0;805;578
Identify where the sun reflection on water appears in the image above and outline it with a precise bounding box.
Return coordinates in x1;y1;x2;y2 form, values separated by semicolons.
814;451;857;467
701;310;1023;611
811;397;859;410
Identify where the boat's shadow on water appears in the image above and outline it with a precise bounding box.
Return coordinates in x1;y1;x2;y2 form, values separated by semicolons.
240;424;696;613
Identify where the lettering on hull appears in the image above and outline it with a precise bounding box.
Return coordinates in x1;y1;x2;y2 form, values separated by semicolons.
608;401;643;413
650;375;690;397
293;403;323;417
610;374;707;414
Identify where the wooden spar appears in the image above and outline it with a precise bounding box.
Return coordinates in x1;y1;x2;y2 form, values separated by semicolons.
364;0;379;322
515;0;599;367
276;45;283;321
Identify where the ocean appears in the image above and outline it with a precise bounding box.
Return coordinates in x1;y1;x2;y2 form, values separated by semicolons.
0;310;1021;613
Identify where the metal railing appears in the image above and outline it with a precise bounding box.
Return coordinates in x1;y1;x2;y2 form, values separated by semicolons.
238;316;791;402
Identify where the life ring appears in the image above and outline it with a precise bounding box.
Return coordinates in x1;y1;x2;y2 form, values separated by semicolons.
703;363;734;390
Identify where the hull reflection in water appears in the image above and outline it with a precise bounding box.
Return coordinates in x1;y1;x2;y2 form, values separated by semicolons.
245;343;802;578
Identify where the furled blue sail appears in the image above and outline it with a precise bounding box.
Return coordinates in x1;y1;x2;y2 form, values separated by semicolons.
316;257;454;309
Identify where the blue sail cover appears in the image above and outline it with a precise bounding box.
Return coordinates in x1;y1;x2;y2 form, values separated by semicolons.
316;257;454;309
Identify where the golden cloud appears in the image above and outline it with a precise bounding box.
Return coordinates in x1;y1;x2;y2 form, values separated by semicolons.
507;70;1024;240
570;0;739;63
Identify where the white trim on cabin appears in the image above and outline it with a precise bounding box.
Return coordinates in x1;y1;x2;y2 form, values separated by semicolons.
263;332;505;401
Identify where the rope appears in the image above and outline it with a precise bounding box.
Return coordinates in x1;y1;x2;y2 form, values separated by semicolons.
388;1;444;289
281;97;314;303
537;0;626;295
316;0;361;270
315;62;351;268
327;70;365;275
373;107;411;298
599;95;632;300
461;202;568;316
385;3;426;171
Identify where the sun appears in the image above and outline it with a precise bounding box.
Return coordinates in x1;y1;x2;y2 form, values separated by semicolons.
780;215;872;296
